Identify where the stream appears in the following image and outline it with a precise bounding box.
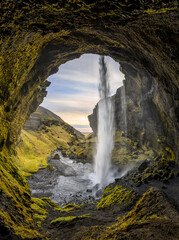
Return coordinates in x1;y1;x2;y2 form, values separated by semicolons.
28;151;102;206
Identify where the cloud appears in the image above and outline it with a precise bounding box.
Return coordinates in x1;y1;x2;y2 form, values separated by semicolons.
41;54;125;132
73;126;92;133
54;111;90;126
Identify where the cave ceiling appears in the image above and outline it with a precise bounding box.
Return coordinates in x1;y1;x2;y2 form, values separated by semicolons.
0;0;178;153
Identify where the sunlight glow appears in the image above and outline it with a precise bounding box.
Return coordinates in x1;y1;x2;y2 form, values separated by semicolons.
41;54;125;132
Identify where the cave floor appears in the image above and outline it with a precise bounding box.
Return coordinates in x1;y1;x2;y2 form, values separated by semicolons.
29;158;179;240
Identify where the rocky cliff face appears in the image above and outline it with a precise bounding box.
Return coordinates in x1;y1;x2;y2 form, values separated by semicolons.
0;0;178;239
89;64;178;163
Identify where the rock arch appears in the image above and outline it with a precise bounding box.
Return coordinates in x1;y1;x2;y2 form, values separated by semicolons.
0;1;178;238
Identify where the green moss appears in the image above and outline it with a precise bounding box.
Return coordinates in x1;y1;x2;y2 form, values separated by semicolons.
168;169;174;179
0;1;178;239
111;130;156;166
144;7;177;14
31;197;47;215
47;164;54;171
0;209;42;239
50;214;90;224
97;185;137;210
70;141;88;159
33;213;46;221
30;198;47;228
41;197;83;214
165;147;176;161
0;151;42;239
133;151;177;185
63;203;82;209
41;197;63;211
110;187;171;233
83;187;175;239
15;110;87;175
62;203;84;212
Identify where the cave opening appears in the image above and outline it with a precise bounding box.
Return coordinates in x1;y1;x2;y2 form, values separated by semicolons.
15;46;177;207
24;53;126;206
0;1;178;238
41;53;124;133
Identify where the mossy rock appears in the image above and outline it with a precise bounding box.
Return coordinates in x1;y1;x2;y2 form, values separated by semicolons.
77;187;179;240
50;214;90;225
97;185;138;210
53;153;60;159
47;164;54;171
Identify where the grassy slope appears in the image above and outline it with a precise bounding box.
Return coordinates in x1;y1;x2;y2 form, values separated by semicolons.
15;126;72;174
15;107;86;176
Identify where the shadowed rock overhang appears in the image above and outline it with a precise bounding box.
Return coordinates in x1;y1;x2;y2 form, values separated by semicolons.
0;0;178;156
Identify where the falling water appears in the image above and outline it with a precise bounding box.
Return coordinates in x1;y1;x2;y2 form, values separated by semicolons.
94;56;115;187
121;80;127;135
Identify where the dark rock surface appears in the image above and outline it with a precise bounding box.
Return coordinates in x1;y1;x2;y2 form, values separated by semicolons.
32;162;179;240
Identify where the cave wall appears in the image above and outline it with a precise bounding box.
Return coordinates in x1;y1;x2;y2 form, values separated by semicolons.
0;0;178;238
0;0;178;155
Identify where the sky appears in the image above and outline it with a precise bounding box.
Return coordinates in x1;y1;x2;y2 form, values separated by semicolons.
41;54;125;133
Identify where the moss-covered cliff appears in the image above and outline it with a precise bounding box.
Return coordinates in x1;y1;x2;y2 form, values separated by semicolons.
0;0;178;239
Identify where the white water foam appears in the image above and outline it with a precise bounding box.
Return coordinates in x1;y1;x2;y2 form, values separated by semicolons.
93;56;115;187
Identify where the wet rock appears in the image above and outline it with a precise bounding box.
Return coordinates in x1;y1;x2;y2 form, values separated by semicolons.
49;159;76;176
93;184;100;191
138;160;150;173
136;182;142;187
54;153;60;160
163;178;169;184
95;189;103;198
143;178;148;184
153;173;161;180
115;178;121;183
86;189;92;193
168;170;174;179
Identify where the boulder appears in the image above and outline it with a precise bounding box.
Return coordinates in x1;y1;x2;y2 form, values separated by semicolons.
138;160;150;173
53;153;60;160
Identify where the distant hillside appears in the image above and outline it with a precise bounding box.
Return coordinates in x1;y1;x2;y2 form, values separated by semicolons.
24;106;84;139
15;106;87;176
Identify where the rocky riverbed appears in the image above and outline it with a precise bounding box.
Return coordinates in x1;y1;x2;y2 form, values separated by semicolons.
27;152;179;240
28;151;102;206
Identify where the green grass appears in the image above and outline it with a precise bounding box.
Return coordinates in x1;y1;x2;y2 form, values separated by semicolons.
15;125;74;175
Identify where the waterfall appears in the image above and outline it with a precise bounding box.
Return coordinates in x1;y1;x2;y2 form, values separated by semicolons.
121;81;127;135
94;56;115;187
